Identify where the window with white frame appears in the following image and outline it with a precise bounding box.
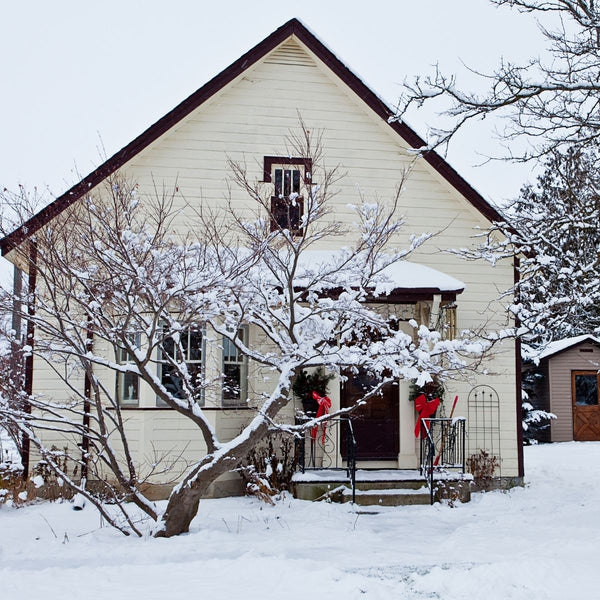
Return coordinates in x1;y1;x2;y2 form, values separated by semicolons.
222;327;248;407
158;327;204;405
116;333;140;407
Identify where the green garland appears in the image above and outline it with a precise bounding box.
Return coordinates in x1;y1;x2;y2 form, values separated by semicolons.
292;368;334;402
408;376;445;403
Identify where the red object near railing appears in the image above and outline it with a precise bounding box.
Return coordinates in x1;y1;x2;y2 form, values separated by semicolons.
414;394;440;438
310;391;331;443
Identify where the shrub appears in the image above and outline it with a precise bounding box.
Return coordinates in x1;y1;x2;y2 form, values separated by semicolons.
239;433;297;503
467;449;500;491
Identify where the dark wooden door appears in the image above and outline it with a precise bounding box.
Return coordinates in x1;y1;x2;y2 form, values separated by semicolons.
341;370;399;460
572;371;600;441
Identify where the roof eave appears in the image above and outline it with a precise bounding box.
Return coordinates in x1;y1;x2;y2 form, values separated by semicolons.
1;17;502;255
540;336;600;361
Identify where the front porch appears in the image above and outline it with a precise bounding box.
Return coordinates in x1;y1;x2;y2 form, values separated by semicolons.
292;417;472;506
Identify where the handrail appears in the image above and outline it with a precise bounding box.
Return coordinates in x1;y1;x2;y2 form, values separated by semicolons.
345;418;357;504
419;421;436;504
419;417;466;504
295;415;357;503
296;415;464;506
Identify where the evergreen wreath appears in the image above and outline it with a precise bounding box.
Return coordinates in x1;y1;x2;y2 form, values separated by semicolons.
292;368;335;415
408;375;445;403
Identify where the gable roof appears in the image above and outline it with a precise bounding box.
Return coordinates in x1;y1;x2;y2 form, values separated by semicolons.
537;335;600;361
0;18;503;257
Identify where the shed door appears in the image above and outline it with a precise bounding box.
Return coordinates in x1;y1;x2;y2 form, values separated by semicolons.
572;371;600;441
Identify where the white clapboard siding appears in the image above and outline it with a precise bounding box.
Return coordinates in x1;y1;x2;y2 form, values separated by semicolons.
30;35;518;480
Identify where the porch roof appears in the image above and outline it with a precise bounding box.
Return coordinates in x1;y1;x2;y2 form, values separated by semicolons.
294;251;465;302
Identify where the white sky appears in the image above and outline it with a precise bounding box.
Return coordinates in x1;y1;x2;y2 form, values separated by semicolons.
0;0;549;283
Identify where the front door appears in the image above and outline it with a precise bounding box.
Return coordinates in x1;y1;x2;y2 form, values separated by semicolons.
341;370;399;460
572;371;600;441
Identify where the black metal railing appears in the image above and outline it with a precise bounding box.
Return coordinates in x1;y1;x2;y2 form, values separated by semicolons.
419;417;466;504
296;416;357;503
420;423;436;504
346;419;357;504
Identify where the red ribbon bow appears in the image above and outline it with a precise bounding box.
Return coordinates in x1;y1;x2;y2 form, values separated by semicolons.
414;393;440;438
311;391;331;443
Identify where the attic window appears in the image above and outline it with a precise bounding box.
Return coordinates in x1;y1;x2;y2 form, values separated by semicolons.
263;156;311;234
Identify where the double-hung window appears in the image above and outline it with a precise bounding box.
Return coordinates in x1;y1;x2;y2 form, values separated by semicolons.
117;334;140;406
222;327;248;407
263;156;311;234
159;328;204;405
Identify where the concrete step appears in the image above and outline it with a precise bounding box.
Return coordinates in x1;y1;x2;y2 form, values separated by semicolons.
354;479;425;491
339;486;431;507
292;469;471;503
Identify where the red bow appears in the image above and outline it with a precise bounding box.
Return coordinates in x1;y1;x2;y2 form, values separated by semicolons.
414;393;440;438
311;391;331;443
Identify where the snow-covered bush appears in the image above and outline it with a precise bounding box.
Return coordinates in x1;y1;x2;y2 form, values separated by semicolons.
239;433;296;503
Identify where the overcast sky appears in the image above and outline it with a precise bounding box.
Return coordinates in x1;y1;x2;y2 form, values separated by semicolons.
0;1;549;284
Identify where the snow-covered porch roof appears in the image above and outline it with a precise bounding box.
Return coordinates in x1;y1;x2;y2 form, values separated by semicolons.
293;250;465;302
374;260;465;301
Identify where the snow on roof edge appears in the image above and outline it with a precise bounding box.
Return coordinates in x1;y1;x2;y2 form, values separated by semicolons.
537;334;600;360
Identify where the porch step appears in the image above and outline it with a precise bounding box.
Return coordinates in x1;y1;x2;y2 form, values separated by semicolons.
354;479;425;491
339;486;431;507
292;469;472;504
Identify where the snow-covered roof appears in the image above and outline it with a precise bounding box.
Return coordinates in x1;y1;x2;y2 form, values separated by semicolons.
380;260;465;292
538;335;600;360
294;250;465;296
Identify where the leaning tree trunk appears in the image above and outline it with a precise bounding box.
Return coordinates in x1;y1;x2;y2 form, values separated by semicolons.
155;422;270;538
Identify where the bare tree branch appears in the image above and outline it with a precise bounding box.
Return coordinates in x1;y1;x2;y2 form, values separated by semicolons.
399;0;600;160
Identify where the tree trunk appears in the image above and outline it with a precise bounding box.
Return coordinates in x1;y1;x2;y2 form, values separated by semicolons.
155;424;269;538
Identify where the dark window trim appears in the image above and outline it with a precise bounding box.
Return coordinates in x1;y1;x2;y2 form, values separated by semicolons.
116;333;141;407
222;326;249;407
266;157;309;234
157;326;206;407
262;156;312;183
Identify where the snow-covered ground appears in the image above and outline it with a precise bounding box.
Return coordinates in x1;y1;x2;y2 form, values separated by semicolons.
1;443;598;599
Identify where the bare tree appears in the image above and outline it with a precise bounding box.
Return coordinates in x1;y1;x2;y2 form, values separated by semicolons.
0;129;494;538
400;0;600;160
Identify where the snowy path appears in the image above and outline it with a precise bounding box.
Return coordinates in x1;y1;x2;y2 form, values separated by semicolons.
1;443;598;599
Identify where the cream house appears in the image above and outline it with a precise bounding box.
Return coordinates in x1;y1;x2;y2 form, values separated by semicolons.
1;19;523;497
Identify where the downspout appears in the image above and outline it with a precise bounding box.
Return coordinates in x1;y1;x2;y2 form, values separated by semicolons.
514;257;524;478
22;242;37;479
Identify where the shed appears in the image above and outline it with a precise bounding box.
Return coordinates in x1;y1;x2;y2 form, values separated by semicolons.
529;335;600;442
